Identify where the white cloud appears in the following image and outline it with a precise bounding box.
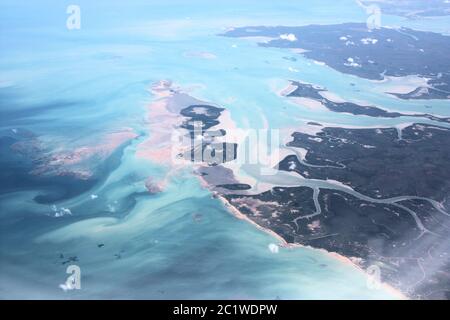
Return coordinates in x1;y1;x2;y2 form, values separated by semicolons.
280;33;297;42
59;281;76;292
52;205;72;218
345;57;361;68
288;161;297;170
361;37;378;45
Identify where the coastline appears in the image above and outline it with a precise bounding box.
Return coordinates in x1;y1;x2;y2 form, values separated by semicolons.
212;188;409;300
144;80;409;300
196;167;408;300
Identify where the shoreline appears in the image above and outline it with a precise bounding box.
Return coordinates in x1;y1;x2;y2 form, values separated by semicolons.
279;82;450;119
212;189;408;300
196;166;408;300
144;80;409;300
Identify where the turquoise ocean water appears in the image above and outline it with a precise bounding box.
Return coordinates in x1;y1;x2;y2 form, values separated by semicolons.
1;0;450;299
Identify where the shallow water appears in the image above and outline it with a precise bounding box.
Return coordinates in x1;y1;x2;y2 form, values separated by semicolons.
1;0;449;299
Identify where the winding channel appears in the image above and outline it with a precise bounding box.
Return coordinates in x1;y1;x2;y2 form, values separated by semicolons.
231;159;450;237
